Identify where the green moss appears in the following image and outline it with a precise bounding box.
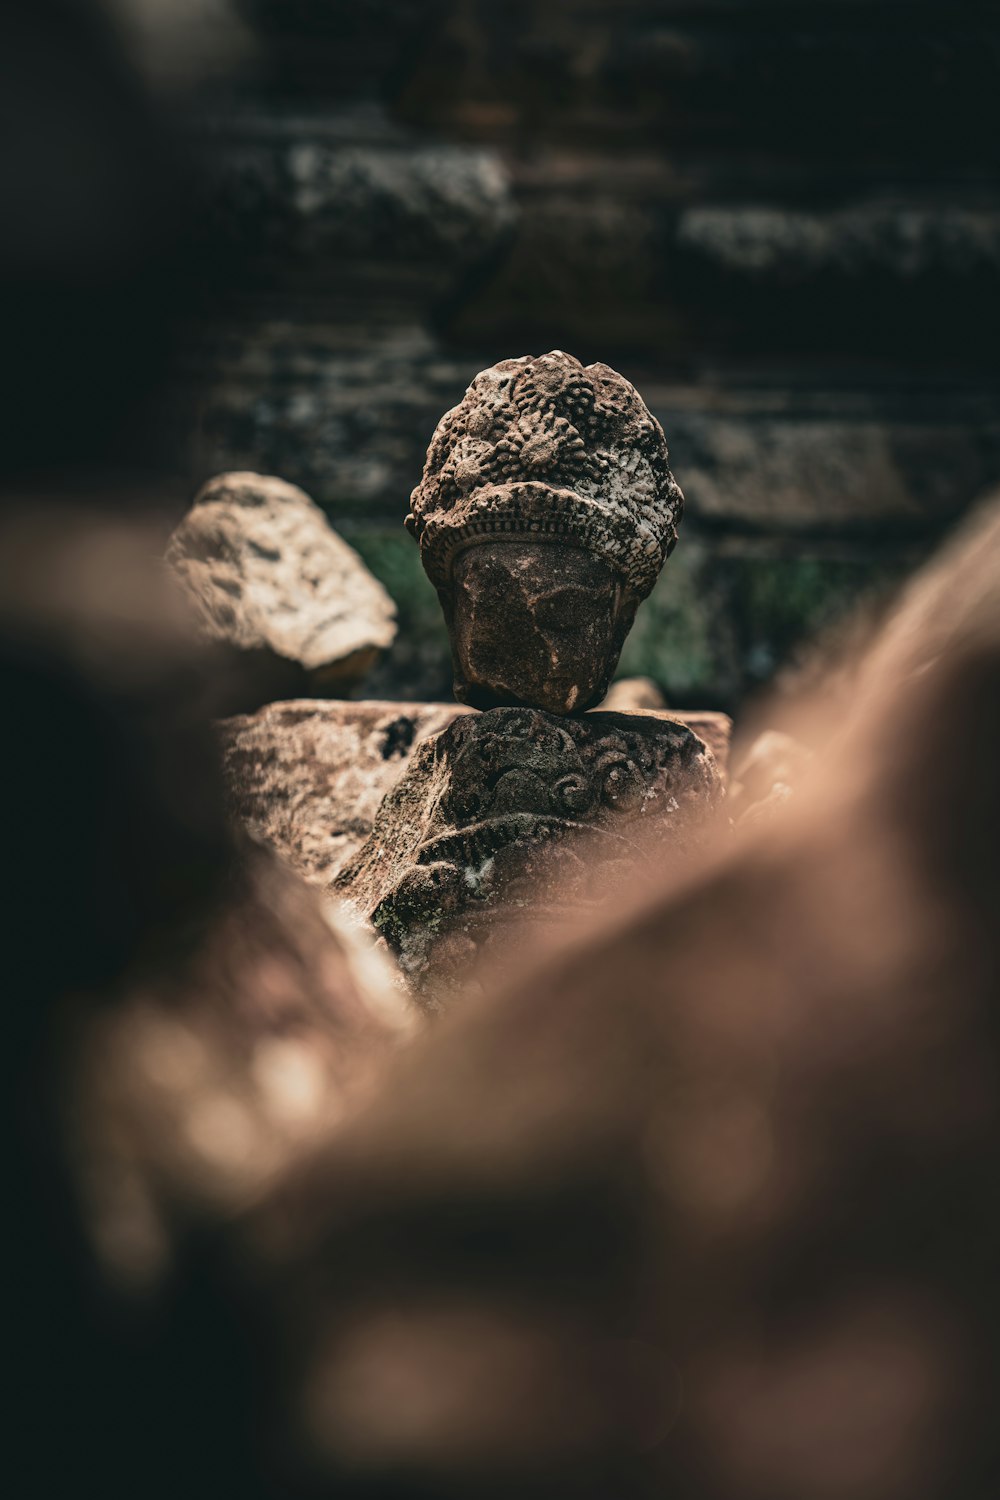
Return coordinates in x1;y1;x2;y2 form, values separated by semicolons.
347;528;452;700
722;551;905;688
743;557;879;638
619;540;917;709
348;522;919;713
348;530;439;628
618;540;738;704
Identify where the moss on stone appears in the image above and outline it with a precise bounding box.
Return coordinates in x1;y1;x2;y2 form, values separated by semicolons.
618;539;919;709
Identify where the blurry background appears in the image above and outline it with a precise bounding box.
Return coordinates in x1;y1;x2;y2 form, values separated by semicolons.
14;0;1000;714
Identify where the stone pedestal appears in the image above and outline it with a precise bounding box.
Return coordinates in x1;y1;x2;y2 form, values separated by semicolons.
334;705;725;1001
217;698;731;888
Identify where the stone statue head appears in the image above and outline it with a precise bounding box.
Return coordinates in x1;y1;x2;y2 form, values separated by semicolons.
406;351;684;715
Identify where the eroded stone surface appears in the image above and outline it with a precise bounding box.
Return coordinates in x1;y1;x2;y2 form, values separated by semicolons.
407;351;684;714
335;706;725;1000
218;699;473;886
639;708;731;775
219;700;731;892
167;471;397;698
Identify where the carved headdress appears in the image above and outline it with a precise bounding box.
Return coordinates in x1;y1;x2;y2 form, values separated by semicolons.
406;351;684;604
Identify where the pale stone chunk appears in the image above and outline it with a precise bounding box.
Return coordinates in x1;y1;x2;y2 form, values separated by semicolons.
167;471;396;693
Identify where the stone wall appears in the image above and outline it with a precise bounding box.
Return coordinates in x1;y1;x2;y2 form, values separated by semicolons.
179;0;1000;710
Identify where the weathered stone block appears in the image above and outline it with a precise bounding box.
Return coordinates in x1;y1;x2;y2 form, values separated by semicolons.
219;698;471;885
197;110;515;310
167;471;396;703
219;698;730;891
334;705;725;999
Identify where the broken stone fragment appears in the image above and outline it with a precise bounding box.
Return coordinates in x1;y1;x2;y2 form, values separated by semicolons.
334;705;725;1003
407;351;684;715
656;709;731;775
166;471;396;706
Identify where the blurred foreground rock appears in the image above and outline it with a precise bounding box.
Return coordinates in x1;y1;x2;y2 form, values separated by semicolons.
729;728;814;823
73;842;411;1294
6;505;413;1498
230;495;1000;1499
166;472;396;710
1;506;231;1017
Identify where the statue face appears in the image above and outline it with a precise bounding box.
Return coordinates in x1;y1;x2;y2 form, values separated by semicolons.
449;542;629;715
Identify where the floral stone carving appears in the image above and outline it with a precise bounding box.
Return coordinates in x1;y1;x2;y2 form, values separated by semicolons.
406;350;684;715
334;706;724;1001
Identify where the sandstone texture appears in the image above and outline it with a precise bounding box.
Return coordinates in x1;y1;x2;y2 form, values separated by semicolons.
407;350;684;714
218;698;473;886
449;542;624;715
166;471;396;697
334;705;725;999
639;708;730;777
219;699;731;892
